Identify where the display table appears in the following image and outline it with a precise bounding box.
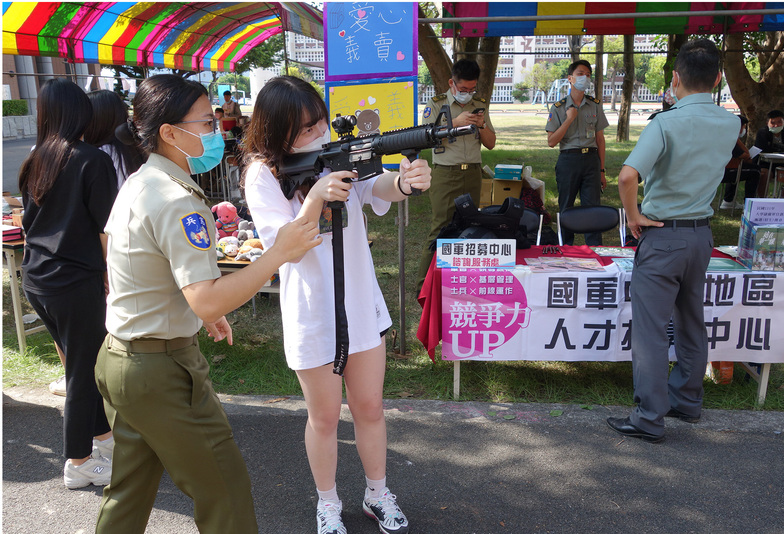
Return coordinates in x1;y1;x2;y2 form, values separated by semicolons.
2;239;46;352
417;245;782;404
217;257;279;316
759;152;784;197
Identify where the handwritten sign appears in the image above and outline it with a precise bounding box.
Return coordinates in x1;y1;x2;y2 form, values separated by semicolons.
324;2;417;81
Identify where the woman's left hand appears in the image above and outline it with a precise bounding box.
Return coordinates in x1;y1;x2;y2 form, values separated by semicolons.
205;316;233;345
399;157;432;193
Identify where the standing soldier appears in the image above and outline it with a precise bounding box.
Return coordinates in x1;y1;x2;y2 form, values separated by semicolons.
416;59;496;289
545;59;609;246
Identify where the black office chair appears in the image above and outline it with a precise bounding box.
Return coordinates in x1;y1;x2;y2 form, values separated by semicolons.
519;208;543;245
557;205;620;246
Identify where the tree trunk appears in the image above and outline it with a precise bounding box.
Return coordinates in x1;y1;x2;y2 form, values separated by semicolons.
724;31;784;146
476;37;500;104
569;35;582;62
417;4;452;94
610;70;617;111
663;34;688;111
594;36;604;104
617;35;635;142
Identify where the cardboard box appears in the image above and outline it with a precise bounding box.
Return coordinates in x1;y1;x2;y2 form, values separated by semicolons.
2;193;23;208
494;164;523;180
491;179;523;204
11;208;23;227
479;179;493;208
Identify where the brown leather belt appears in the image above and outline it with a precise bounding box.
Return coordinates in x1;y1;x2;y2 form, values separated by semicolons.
108;334;197;354
434;163;481;170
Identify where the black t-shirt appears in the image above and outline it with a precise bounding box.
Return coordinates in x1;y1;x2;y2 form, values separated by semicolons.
22;141;118;294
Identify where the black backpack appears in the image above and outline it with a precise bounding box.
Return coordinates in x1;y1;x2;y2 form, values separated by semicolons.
430;194;531;251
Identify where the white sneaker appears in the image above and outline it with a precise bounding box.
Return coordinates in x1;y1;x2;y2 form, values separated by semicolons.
48;375;66;397
63;451;112;489
363;487;409;534
93;436;114;461
316;499;346;534
720;200;744;210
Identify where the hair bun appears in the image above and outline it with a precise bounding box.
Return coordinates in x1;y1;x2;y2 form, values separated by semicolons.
115;119;141;145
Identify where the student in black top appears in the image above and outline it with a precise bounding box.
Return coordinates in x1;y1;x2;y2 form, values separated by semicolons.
19;78;119;489
753;109;784;195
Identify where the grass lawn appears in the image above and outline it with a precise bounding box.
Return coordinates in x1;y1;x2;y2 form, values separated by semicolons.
3;113;781;410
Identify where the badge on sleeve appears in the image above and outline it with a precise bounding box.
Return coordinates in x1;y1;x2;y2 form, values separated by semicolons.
180;212;211;250
423;107;431;119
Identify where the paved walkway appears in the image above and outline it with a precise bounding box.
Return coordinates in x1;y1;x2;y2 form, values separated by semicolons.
3;386;783;533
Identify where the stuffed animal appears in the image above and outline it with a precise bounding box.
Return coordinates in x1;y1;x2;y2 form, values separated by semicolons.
211;201;242;238
238;238;263;255
217;236;239;257
236;248;263;262
237;220;257;245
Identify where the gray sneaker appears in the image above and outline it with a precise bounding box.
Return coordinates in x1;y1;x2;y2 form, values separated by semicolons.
63;452;111;489
93;436;114;461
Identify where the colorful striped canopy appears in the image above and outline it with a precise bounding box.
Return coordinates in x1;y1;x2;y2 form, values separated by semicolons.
2;2;323;72
441;2;784;37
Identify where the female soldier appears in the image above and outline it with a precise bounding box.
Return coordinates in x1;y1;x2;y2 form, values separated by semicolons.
95;74;321;533
243;75;431;534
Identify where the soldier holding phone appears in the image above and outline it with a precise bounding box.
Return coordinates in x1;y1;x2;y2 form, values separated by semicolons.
416;59;496;288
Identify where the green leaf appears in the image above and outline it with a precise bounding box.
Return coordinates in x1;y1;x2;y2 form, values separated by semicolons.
549;409;563;417
581;405;593;410
502;414;516;420
487;411;497;417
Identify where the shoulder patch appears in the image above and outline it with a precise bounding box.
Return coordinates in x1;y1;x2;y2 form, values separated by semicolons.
588;95;601;104
432;93;447;102
474;97;487;104
423;106;432;119
553;97;567;108
180;212;212;250
648;107;675;121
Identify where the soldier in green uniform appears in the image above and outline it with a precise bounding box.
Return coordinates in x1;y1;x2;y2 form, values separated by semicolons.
416;59;496;288
545;60;609;246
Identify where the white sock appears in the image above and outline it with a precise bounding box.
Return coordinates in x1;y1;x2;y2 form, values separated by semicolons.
365;476;386;499
317;484;340;504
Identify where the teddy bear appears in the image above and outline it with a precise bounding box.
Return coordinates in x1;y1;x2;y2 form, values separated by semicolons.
237;219;257;246
211;201;242;239
217;236;239;257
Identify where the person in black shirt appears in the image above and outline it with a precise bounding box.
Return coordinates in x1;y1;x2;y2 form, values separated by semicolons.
19;78;118;489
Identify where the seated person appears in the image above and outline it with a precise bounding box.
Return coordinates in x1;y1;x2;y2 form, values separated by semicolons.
214;107;225;131
719;115;761;209
753;109;784;195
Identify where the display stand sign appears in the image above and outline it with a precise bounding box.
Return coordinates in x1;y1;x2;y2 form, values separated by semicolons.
436;239;516;269
324;2;418;81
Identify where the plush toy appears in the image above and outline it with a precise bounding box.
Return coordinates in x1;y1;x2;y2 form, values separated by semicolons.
211;201;241;238
237;220;257;245
217;236;239;257
238;238;263;255
236;248;263;262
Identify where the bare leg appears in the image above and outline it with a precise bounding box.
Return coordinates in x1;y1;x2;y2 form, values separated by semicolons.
295;365;344;491
344;341;388;480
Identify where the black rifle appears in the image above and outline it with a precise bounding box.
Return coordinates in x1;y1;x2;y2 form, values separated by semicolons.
279;105;477;198
279;106;476;375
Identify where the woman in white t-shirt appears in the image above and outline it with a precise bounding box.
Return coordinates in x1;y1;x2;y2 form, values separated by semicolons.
242;76;430;534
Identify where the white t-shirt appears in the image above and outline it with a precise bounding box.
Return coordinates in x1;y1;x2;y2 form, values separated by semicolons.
244;161;393;370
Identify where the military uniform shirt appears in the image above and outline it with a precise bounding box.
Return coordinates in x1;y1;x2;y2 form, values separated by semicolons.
422;90;494;166
105;153;221;340
545;93;609;150
624;93;739;221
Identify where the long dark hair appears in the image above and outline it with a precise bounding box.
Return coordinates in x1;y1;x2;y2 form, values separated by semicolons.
117;74;207;155
84;90;145;179
242;76;327;176
18;78;92;205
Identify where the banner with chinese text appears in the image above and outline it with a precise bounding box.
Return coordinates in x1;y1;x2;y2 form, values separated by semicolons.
442;269;783;363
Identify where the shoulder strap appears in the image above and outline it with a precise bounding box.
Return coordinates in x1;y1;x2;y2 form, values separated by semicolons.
168;174;210;205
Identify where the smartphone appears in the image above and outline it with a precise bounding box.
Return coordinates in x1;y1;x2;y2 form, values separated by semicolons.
471;108;485;114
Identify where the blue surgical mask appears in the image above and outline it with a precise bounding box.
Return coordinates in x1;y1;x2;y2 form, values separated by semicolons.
669;82;679;104
173;126;225;174
573;75;590;92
